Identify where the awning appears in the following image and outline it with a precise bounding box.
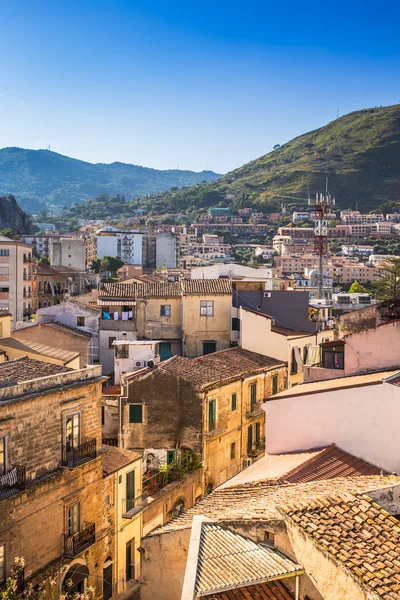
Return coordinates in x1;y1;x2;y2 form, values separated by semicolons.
306;346;321;366
98;300;136;306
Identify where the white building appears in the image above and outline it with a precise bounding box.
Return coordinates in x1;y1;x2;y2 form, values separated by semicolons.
156;231;177;268
87;227;143;266
114;340;161;384
51;237;86;270
341;244;374;257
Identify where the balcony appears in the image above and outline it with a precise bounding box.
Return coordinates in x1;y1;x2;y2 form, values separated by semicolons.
64;522;96;557
61;438;97;467
0;465;26;498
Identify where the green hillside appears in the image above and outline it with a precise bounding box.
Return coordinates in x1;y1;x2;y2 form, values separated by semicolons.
144;104;400;214
0;148;221;212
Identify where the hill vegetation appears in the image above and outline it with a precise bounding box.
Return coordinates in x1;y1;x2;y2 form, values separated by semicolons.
48;105;400;226
0;195;35;234
0;148;222;212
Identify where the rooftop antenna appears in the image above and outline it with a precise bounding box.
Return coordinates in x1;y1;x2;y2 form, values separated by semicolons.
48;145;51;151
308;177;335;306
336;109;339;119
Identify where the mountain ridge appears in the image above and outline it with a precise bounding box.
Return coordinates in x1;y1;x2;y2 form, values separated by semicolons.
0;147;222;212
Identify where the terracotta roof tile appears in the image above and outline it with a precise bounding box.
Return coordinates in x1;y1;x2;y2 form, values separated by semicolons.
101;445;141;476
280;493;400;598
149;476;400;536
0;356;70;388
201;580;294;600
100;279;232;299
157;347;284;390
0;337;79;364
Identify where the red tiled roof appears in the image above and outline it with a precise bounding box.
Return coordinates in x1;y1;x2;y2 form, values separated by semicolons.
158;347;285;390
0;356;70;387
100;279;232;299
280;493;400;599
282;444;386;483
201;580;294;600
101;445;141;476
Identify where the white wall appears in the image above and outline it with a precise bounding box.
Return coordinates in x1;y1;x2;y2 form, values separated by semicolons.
97;236;118;259
191;264;272;280
99;329;137;375
263;380;400;473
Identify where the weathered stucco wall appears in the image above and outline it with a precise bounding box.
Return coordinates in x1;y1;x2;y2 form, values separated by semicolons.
141;529;191;600
264;380;400;473
182;294;231;358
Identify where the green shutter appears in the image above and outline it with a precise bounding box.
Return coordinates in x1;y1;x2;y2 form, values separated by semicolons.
129;404;143;423
272;375;278;395
231;393;237;411
208;400;216;431
255;422;261;443
250;383;257;411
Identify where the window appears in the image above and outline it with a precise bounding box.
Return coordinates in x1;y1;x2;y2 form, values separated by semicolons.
66;502;80;537
272;375;278;396
255;422;261;444
230;442;236;460
126;538;135;581
77;316;85;327
115;344;129;359
108;336;116;349
231;393;237;411
166;450;175;465
129;404;143;423
247;425;253;455
65;414;80;451
290;348;298;374
322;345;345;370
0;544;5;584
231;317;240;331
263;530;275;547
0;438;6;476
250;382;257;412
160;304;171;317
0;250;9;257
208;399;216;432
102;406;105;426
126;470;135;511
203;341;216;355
200;300;214;316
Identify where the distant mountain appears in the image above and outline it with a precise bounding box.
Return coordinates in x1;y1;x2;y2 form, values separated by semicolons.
0;195;35;234
0;148;222;212
141;104;400;214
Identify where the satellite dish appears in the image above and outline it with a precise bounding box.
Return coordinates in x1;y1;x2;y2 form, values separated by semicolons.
309;269;320;287
147;360;154;368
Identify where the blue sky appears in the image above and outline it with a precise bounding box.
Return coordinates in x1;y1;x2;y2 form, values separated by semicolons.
0;0;399;173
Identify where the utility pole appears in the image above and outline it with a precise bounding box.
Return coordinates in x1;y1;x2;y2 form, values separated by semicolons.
308;178;335;300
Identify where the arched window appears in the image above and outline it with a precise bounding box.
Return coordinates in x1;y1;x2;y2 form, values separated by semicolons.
61;561;89;598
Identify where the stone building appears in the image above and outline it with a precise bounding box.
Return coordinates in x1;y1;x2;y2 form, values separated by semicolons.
98;279;233;360
0;356;145;599
117;347;286;490
0;358;107;598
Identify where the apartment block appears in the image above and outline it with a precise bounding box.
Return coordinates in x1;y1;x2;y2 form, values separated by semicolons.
0;235;33;323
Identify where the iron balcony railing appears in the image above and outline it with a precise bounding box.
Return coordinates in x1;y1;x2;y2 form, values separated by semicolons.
64;522;96;557
0;465;26;495
61;438;97;467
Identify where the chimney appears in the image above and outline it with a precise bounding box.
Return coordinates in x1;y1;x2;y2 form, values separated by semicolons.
122;332;127;341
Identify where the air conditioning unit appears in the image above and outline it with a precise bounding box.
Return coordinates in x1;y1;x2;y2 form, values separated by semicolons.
264;291;271;298
135;360;146;368
243;458;253;468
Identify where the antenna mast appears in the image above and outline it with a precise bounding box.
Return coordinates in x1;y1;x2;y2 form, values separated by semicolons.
309;178;335;300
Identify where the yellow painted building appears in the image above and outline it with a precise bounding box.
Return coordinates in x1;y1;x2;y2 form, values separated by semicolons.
240;306;334;387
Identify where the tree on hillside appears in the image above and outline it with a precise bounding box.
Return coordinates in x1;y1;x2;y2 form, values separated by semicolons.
38;256;50;265
0;228;20;240
375;258;400;301
349;280;368;294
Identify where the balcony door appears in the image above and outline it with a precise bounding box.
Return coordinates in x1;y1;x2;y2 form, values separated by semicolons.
103;560;113;600
126;470;135;512
65;414;80;451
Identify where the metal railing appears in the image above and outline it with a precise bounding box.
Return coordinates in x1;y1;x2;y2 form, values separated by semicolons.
61;438;97;467
0;465;26;494
64;522;96;557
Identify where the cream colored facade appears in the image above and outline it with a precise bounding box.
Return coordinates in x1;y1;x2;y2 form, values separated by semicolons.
239;307;334;386
182;292;231;357
109;454;143;594
202;367;287;488
0;237;33;323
